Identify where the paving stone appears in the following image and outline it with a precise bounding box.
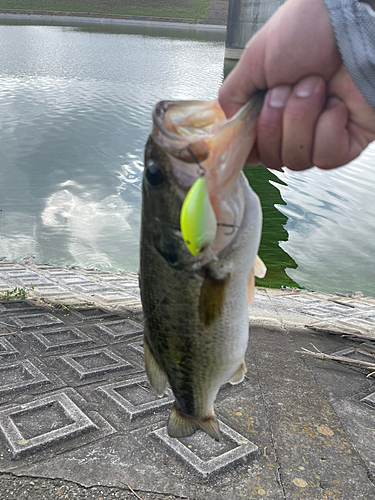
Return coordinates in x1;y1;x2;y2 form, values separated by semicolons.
16;277;53;287
295;302;355;318
0;338;19;358
152;423;259;480
0;301;40;314
55;276;92;286
9;313;64;330
31;285;74;297
34;265;65;272
73;284;113;295
112;340;145;369
70;308;113;321
0;391;97;458
0;360;50;396
44;271;87;279
0;281;12;289
129;341;143;353
97;279;138;288
0;388;115;464
95;319;142;341
352;312;375;325
0;263;374;497
60;349;132;380
96;374;173;421
3;271;40;279
29;327;94;352
92;291;139;305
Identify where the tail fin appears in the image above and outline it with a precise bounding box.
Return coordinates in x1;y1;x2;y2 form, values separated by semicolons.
167;404;221;441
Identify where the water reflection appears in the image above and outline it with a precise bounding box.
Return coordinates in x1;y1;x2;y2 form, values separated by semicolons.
0;22;224;270
243;166;299;289
0;22;374;296
41;181;134;269
273;143;375;296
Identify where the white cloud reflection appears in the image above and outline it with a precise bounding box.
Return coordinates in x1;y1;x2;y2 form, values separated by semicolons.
42;181;133;269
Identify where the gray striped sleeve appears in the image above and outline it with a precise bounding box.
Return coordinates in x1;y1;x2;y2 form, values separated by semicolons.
324;0;375;108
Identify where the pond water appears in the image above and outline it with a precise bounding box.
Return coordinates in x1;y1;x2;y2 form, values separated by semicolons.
0;21;374;296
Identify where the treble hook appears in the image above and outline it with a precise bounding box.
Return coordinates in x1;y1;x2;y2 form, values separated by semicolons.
176;145;206;177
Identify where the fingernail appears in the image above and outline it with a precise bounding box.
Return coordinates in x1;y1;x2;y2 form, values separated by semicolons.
326;96;342;109
295;76;321;98
268;86;291;109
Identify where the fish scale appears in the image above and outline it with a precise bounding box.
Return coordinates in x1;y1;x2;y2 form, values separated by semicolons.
140;94;266;440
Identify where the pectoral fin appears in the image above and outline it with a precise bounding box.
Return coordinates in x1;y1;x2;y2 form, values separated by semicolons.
254;255;267;278
144;337;167;397
199;274;229;326
247;269;255;304
229;360;247;385
168;404;221;441
248;256;267;304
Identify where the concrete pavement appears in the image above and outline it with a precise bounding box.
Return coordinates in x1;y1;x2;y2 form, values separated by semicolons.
0;261;374;499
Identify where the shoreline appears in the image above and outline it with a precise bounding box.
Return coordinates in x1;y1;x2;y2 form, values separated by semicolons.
1;259;373;303
0;9;227;31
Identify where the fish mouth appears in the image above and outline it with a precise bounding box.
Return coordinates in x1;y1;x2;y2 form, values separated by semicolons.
153;100;224;142
151;93;265;260
152;94;265;173
152;100;223;172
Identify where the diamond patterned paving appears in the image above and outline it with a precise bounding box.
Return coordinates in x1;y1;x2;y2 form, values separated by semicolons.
0;262;374;498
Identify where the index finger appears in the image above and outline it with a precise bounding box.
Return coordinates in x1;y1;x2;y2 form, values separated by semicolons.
218;30;267;118
218;53;261;118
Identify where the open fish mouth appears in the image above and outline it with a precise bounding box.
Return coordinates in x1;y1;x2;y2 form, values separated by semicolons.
151;100;222;190
152;94;264;188
153;99;225;141
151;93;265;258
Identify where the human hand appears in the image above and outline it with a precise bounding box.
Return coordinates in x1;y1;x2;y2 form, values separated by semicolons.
218;0;375;170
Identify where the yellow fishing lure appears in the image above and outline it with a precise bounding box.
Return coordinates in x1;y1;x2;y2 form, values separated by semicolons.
180;177;217;256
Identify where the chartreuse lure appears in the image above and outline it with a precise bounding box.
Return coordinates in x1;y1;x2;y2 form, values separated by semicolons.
180;176;217;256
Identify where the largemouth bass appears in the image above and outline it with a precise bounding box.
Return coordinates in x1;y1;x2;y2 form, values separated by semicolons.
140;93;266;441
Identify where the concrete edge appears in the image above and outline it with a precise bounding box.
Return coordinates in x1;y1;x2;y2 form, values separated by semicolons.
224;47;244;59
0;12;227;32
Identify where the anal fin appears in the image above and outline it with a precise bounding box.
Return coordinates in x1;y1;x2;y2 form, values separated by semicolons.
228;360;247;385
167;404;221;442
144;337;167;397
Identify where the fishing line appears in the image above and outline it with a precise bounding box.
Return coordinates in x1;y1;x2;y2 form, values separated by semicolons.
216;222;240;236
217;222;240;235
176;145;206;177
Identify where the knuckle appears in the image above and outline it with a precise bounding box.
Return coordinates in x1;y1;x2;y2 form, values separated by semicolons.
283;149;313;171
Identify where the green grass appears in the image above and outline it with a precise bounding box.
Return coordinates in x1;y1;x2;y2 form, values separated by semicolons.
0;286;34;300
0;0;211;19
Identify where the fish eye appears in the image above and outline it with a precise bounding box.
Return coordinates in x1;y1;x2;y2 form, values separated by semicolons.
146;160;164;187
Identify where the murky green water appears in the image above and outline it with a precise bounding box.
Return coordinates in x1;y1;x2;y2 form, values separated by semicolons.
0;21;374;296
